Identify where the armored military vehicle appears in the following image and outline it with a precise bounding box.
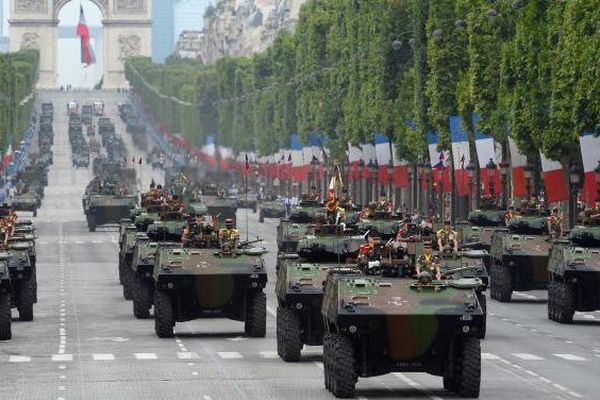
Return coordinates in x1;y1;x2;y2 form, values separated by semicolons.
81;104;93;124
459;209;507;252
145;212;186;242
7;243;34;321
275;200;323;252
275;256;358;361
152;244;267;338
548;225;600;323
84;194;137;231
321;275;483;398
202;184;238;225
355;211;401;240
489;214;551;302
295;224;365;263
11;192;39;216
236;191;258;212
259;199;286;222
118;223;138;286
0;252;12;339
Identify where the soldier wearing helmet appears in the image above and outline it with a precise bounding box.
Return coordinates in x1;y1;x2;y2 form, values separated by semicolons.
547;207;563;238
436;220;458;254
219;218;240;248
416;241;441;280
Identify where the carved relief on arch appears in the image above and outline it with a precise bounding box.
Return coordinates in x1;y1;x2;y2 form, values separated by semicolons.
118;34;141;60
114;0;146;14
21;32;40;49
52;0;107;19
16;0;47;13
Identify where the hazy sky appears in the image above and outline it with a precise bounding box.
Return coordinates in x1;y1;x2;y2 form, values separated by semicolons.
59;0;102;27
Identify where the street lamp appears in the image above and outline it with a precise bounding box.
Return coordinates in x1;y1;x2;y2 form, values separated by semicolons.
486;158;497;201
358;159;365;207
387;158;394;206
594;161;600;201
368;159;378;202
423;161;432;216
499;160;510;209
438;167;446;221
417;159;425;214
569;164;583;229
524;161;533;199
466;160;477;212
310;155;320;190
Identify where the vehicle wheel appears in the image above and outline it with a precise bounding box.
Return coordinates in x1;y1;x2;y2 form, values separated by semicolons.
555;281;575;324
33;209;37;217
18;277;34;321
443;376;457;392
547;282;557;321
32;266;38;304
329;333;357;398
259;212;264;223
245;291;266;337
0;291;11;340
88;223;96;232
323;333;333;391
276;306;302;361
491;263;512;302
455;336;481;398
133;274;153;319
154;290;174;338
118;259;125;285
475;292;486;339
122;268;133;301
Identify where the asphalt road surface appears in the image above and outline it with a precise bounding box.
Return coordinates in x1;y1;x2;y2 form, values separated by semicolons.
1;90;599;400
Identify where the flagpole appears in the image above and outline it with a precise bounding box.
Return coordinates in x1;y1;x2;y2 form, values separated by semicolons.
245;165;249;242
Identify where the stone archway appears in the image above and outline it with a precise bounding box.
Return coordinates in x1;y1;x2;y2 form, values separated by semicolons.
8;0;152;89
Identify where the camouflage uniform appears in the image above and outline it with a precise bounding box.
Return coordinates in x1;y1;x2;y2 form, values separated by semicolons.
436;227;458;252
416;253;440;278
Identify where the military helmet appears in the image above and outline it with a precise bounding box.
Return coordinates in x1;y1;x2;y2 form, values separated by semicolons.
225;218;234;228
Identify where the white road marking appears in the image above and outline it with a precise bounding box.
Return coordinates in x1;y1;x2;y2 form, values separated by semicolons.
259;351;279;359
513;291;537;299
9;355;31;362
217;352;243;360
393;373;444;400
52;354;73;362
92;353;115;361
512;353;544;361
482;352;501;360
227;336;247;342
266;305;277;317
553;354;586;361
203;396;213;400
58;365;66;370
134;353;158;360
177;352;199;359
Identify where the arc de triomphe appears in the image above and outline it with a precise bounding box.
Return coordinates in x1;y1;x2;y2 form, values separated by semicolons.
9;0;152;88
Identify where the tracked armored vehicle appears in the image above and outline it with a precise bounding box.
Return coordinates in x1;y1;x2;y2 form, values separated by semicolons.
152;245;267;338
321;275;483;398
548;225;600;323
275;256;358;361
0;252;12;339
489;215;551;302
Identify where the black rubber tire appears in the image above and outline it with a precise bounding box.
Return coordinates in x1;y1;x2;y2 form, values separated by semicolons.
245;291;266;338
118;259;125;285
491;263;512;302
443;376;457;392
276;306;302;361
259;212;264;223
133;274;153;319
122;268;133;301
329;333;357;398
455;336;481;398
0;291;11;340
555;281;575;324
475;292;487;339
154;290;174;338
33;209;37;217
32;266;38;304
18;277;34;321
323;333;333;391
547;282;557;321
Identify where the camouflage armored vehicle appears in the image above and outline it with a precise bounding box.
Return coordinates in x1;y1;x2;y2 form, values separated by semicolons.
355;211;401;240
118;222;138;285
118;229;148;300
458;209;507;252
202;185;238;225
11;192;39;216
259;199;286;222
0;252;12;339
275;256;358;361
296;224;366;263
548;225;600;323
145;212;186;242
236;191;258;212
84;194;137;231
321;275;483;398
152;244;267;338
489;214;551;302
277;220;310;253
7;243;34;321
81;104;93;124
439;250;489;338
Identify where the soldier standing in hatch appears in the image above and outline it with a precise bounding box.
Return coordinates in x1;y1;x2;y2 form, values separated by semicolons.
436;220;459;253
219;218;240;248
415;242;441;280
547;207;564;238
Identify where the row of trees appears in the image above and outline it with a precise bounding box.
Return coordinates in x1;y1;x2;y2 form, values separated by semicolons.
126;0;600;168
0;49;39;152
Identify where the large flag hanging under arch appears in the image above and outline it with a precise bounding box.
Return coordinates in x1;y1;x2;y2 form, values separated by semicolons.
76;5;96;66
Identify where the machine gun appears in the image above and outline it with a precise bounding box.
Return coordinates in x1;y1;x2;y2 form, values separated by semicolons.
441;265;481;279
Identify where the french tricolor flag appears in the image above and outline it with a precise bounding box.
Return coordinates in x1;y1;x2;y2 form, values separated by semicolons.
76;5;96;66
347;142;363;182
289;134;307;182
361;143;377;180
579;131;600;206
392;143;409;188
508;137;528;197
427;131;451;192
374;133;392;186
449;116;471;196
472;113;501;196
540;152;568;203
202;136;217;166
